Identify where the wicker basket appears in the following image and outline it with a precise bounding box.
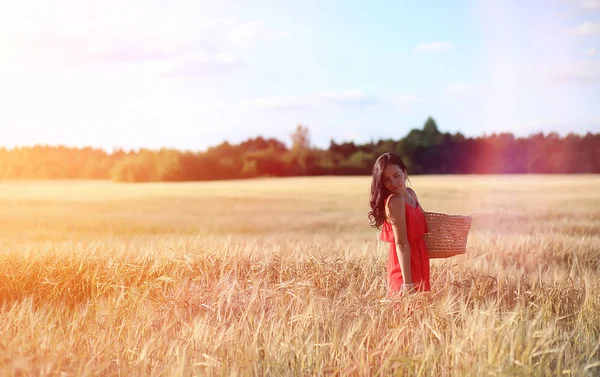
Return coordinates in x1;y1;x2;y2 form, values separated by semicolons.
423;212;473;259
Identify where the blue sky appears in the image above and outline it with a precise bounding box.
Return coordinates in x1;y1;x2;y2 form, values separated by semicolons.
0;0;599;151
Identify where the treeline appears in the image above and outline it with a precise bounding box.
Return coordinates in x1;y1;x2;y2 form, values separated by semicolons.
1;118;598;181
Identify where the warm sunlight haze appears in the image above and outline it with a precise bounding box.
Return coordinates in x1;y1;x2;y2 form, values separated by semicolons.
0;0;599;376
1;177;599;375
1;0;599;150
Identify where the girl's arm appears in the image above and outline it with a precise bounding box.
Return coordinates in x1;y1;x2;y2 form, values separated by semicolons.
386;195;413;287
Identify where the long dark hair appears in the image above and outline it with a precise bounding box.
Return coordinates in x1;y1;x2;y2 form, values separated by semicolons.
368;152;408;229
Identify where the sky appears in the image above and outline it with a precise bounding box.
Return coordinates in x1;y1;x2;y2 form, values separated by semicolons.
0;0;599;151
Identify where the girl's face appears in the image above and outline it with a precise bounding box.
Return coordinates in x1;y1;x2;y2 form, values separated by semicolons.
382;164;406;195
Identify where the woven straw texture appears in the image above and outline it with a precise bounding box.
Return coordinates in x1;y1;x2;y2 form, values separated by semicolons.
423;212;472;259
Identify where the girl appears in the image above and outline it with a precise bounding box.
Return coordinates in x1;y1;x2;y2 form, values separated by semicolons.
368;152;430;295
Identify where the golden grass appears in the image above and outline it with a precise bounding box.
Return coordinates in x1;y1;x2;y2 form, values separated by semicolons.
0;175;599;376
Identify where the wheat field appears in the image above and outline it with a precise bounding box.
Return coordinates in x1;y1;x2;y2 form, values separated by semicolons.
0;175;599;376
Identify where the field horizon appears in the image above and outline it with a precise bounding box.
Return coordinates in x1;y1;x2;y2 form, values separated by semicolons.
1;175;598;376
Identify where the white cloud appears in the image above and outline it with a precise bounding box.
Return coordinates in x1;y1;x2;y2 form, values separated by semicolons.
0;2;286;77
392;93;428;104
562;60;600;81
340;124;362;142
243;90;431;115
165;53;245;77
444;83;466;93
320;90;382;106
242;96;299;110
586;47;599;56
414;42;452;52
581;0;600;9
571;21;600;36
524;60;600;82
242;90;385;110
390;93;430;115
513;119;600;135
0;19;283;64
441;83;476;104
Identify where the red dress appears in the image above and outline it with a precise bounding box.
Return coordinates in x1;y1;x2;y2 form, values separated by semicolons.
380;194;431;293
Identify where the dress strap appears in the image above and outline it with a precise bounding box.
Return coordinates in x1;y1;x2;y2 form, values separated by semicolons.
407;188;419;207
387;192;416;209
